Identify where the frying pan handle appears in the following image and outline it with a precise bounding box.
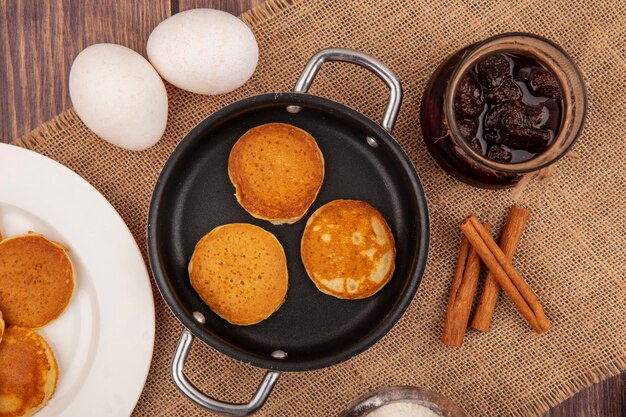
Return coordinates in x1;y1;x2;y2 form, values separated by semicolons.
172;324;286;416
291;47;403;145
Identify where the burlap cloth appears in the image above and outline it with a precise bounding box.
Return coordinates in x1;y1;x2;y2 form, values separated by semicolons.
13;0;625;415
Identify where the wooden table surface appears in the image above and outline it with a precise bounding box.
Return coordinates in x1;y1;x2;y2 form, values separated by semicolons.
0;1;623;415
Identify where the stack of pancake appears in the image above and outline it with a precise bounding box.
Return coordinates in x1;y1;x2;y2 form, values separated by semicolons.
191;122;397;326
0;232;75;417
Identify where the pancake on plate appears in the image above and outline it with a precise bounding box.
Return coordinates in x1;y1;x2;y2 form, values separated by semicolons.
189;223;288;325
301;199;396;299
228;122;324;225
0;233;75;328
0;326;58;417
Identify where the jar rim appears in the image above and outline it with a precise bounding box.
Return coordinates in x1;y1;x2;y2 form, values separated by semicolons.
445;32;587;174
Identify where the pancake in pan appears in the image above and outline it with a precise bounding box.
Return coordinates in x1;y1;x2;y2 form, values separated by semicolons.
301;199;396;299
189;223;288;325
0;326;58;417
0;233;75;328
228;122;325;225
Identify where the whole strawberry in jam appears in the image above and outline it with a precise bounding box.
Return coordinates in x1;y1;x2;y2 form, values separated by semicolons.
454;52;563;163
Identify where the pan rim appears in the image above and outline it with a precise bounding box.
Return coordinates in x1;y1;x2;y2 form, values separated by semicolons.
147;92;430;372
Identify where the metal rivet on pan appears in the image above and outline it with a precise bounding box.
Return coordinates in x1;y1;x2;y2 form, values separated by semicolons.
192;311;206;324
366;136;379;148
271;350;288;359
286;105;302;113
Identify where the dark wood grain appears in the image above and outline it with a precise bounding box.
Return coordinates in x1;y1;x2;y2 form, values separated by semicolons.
0;1;623;416
177;0;264;15
544;372;625;417
0;0;170;142
0;0;265;142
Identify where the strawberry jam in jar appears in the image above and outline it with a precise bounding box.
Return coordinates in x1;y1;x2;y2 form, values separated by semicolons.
420;33;586;188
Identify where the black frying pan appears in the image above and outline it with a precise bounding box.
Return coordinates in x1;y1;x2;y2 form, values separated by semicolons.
147;48;429;416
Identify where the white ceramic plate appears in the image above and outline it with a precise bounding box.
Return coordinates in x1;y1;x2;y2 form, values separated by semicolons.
0;143;155;416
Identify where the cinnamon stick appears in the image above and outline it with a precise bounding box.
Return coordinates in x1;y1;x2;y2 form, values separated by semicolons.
460;214;550;333
441;228;488;347
471;206;529;332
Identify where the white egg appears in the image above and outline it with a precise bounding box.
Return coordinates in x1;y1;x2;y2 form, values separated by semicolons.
69;43;168;151
147;9;259;95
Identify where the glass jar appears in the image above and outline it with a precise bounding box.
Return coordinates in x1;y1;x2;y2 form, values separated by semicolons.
420;33;587;188
340;386;469;417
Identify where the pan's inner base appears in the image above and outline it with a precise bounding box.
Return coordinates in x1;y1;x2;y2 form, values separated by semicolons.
156;97;422;371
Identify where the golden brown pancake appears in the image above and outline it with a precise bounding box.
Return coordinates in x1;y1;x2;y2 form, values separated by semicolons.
228;122;325;225
0;233;75;328
0;311;4;345
189;223;288;325
0;326;58;417
301;200;396;299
